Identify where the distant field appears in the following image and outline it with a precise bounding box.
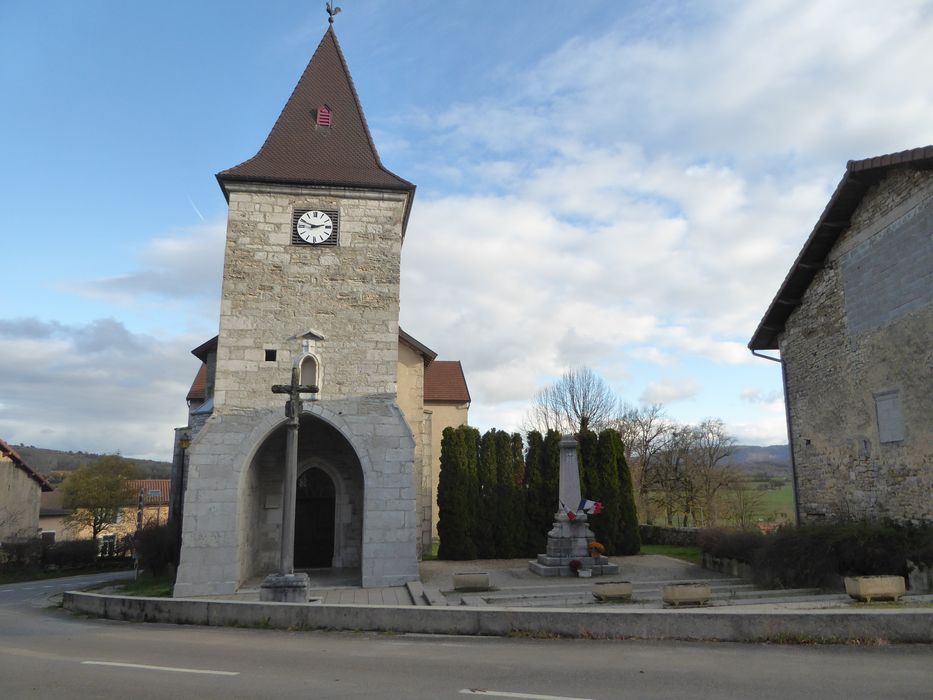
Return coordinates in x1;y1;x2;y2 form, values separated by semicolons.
754;483;795;523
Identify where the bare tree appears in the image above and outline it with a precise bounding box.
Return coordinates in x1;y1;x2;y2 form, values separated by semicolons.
691;418;737;526
724;479;766;530
523;366;617;435
614;403;672;522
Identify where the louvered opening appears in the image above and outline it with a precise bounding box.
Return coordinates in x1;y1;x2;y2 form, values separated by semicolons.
316;105;332;127
292;209;339;246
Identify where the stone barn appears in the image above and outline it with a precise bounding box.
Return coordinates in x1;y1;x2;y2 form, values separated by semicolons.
750;146;933;524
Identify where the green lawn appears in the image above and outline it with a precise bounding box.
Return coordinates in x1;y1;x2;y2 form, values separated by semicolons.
755;483;795;522
113;575;174;597
639;544;702;565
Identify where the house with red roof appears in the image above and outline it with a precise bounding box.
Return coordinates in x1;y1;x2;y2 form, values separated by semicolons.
750;146;933;524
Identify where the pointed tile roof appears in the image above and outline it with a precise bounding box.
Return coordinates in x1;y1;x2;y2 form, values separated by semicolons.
217;27;415;204
424;361;471;404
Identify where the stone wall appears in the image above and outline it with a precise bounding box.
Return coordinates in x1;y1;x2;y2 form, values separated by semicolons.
396;343;431;554
780;168;933;523
176;397;418;596
0;457;41;543
214;183;407;411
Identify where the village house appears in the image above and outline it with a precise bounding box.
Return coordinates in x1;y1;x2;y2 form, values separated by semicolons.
0;438;52;544
750;146;933;524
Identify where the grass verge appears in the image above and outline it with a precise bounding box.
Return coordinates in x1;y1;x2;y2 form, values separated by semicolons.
112;575;174;597
640;544;702;565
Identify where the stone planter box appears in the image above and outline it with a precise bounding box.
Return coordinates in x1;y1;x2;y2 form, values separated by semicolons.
453;572;490;591
662;583;711;607
592;581;633;602
844;575;906;603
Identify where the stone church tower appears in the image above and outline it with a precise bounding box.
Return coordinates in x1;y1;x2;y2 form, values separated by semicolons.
174;26;419;595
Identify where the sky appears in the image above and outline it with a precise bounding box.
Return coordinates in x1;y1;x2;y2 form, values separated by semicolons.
1;0;932;461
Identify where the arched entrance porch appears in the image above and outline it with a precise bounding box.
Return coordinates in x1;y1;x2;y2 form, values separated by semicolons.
239;413;364;585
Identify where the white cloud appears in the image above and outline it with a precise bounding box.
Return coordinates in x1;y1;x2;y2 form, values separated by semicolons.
67;222;225;306
640;378;701;405
0;318;199;460
740;387;783;404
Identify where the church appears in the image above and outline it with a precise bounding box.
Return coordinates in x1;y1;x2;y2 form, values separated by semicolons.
172;24;469;596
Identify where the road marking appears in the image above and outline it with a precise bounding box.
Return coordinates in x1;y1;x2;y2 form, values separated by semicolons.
81;661;239;676
460;691;594;700
41;585;55;589
0;590;12;594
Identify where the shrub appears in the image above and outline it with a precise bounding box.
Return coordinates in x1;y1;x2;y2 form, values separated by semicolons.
0;538;42;572
698;529;765;563
43;539;97;570
135;523;178;577
700;521;933;590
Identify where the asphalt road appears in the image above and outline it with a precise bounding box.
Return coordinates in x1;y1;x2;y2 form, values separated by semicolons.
0;573;931;699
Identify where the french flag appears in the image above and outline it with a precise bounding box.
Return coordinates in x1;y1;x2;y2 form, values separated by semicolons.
579;499;603;514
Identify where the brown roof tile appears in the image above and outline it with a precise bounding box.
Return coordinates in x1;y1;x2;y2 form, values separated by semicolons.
0;438;53;492
424;361;471;404
216;28;415;201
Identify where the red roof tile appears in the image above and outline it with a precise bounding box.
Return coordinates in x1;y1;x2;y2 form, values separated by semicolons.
216;28;415;200
424;361;471;403
126;480;171;506
0;438;53;492
187;363;207;402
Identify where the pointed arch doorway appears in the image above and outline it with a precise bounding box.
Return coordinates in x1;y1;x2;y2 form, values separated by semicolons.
294;467;335;568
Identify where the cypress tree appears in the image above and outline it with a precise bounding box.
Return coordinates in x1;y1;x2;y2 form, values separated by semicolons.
436;426;477;559
592;429;623;553
462;425;481;553
541;430;562;519
523;431;547;555
493;431;520;557
615;431;641;554
577;428;599;513
475;429;499;558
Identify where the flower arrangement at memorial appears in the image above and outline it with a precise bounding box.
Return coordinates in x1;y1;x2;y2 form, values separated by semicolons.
588;541;605;558
569;559;583;573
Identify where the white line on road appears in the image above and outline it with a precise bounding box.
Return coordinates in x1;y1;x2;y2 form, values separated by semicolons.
460;691;594;700
0;590;11;594
81;661;240;676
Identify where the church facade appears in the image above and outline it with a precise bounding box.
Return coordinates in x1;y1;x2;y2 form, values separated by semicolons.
173;27;468;596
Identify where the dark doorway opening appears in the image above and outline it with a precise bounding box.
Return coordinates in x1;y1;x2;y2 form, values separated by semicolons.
294;468;335;568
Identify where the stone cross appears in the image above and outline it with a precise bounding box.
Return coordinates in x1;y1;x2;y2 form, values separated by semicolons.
271;367;318;575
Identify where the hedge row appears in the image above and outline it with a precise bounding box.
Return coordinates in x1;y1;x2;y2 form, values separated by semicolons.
437;427;640;560
699;521;933;589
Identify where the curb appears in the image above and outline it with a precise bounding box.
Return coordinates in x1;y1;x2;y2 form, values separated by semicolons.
63;591;933;643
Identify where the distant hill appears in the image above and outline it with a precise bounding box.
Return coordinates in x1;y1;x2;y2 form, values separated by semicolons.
10;445;171;483
726;444;791;478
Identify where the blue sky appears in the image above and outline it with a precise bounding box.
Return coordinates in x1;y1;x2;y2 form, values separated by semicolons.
2;1;932;459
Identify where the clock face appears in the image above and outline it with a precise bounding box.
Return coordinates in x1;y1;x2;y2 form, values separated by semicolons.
296;210;334;244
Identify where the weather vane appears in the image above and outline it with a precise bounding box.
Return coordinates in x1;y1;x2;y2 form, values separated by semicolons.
326;1;342;25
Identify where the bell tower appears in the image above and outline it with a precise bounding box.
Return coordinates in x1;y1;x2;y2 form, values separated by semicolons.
175;25;420;596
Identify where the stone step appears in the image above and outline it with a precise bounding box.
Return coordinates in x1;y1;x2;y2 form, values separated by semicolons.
422;585;448;607
475;585;824;607
405;581;427;606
